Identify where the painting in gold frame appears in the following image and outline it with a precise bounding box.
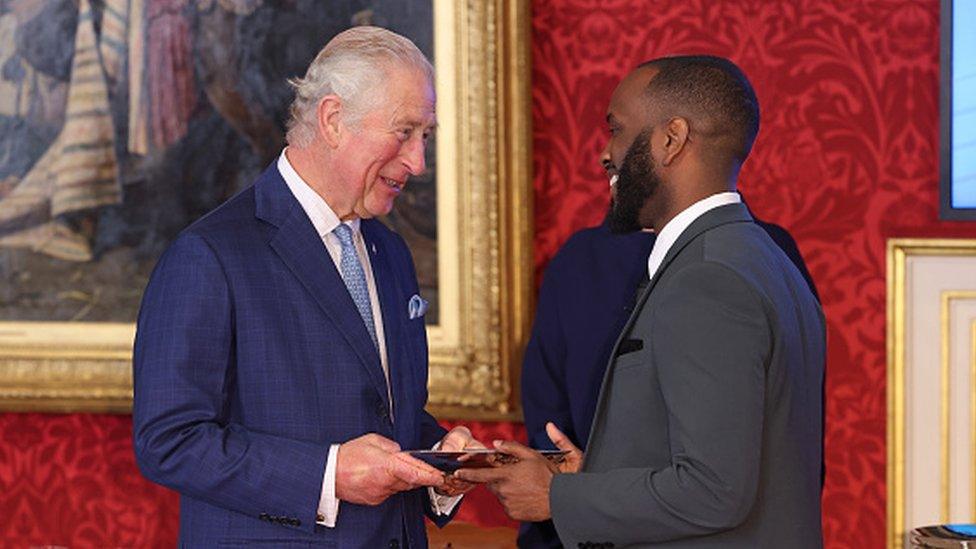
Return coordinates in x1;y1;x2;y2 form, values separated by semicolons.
0;0;532;420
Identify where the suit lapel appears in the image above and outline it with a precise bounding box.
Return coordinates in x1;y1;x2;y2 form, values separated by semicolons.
584;203;754;464
615;202;754;353
255;167;390;403
361;220;407;425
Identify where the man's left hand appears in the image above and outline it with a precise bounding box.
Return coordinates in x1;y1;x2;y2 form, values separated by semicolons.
455;440;557;521
439;425;483;452
434;426;485;497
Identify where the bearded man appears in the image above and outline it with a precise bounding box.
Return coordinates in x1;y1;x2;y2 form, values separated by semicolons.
462;55;825;548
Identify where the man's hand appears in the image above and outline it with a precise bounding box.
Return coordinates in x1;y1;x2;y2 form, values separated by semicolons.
435;426;486;497
336;433;444;506
455;440;557;522
546;422;583;473
438;425;484;452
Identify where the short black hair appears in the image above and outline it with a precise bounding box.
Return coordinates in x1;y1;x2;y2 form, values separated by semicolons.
638;55;760;162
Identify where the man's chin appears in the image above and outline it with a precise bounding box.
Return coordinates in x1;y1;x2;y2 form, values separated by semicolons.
355;202;393;219
607;210;641;234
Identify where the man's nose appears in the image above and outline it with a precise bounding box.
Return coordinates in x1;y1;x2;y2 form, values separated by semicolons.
403;137;427;176
600;145;612;173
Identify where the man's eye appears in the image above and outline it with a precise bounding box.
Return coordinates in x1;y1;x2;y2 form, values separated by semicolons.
396;128;412;141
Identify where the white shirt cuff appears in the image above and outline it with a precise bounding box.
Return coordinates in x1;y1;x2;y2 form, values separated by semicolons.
428;438;463;515
429;486;463;516
316;444;341;527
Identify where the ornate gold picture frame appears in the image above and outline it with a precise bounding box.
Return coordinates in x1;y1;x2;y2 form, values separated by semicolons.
0;0;532;420
887;238;976;548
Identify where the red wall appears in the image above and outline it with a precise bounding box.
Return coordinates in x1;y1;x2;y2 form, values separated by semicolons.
2;1;974;547
0;414;518;546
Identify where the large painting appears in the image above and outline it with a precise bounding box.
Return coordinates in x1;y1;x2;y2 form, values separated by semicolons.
0;0;440;323
0;0;532;419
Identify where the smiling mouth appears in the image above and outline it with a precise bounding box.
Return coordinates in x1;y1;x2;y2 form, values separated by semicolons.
382;177;404;192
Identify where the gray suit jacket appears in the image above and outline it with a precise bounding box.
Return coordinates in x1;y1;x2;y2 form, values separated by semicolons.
550;203;825;548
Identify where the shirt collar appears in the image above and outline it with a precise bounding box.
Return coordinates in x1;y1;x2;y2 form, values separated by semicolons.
277;149;360;237
646;191;741;280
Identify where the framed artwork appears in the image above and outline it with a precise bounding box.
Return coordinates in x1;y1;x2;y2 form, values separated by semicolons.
0;0;531;419
886;239;976;547
940;0;976;220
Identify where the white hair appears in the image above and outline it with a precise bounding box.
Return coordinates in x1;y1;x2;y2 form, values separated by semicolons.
285;26;434;147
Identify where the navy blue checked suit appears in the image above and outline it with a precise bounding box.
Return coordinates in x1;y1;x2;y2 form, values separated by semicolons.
133;164;449;547
519;215;818;548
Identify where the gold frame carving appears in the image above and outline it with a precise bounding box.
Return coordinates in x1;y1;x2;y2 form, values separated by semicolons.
938;290;976;522
971;319;976;522
0;0;533;421
886;238;976;549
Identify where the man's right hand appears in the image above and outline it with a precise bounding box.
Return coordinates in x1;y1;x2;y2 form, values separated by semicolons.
335;433;445;505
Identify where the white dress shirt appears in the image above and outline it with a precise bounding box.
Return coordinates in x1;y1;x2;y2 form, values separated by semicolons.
277;150;459;527
645;191;742;281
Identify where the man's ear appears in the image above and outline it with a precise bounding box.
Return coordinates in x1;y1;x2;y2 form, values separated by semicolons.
317;95;343;148
661;117;690;166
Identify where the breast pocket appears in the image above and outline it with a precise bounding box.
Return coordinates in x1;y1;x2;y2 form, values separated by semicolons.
613;347;649;371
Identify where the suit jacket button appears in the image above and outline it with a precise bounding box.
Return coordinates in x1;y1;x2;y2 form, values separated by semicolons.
291;518;301;526
389;540;399;549
378;405;389;419
259;513;270;521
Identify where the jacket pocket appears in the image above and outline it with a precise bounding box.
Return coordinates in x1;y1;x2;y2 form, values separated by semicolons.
613;348;649;371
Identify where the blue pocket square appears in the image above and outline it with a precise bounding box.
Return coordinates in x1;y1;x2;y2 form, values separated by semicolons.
408;294;428;319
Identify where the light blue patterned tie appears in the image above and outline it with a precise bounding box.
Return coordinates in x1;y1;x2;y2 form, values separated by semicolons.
333;224;379;352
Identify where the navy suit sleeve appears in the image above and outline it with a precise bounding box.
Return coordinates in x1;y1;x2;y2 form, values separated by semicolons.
132;233;329;533
388;230;455;527
419;408;451;528
520;273;572;549
422;407;456;529
520;257;575;451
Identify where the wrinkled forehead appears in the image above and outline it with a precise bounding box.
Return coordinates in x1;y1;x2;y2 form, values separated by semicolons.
607;66;658;123
377;67;437;124
384;65;435;101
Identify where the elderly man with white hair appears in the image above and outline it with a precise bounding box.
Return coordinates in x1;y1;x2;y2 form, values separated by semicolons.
132;26;479;548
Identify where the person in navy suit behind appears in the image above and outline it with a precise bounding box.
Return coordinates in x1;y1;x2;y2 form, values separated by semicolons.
518;207;818;548
132;27;480;548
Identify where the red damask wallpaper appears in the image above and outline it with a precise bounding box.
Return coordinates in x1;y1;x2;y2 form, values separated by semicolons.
0;414;519;547
1;1;972;547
